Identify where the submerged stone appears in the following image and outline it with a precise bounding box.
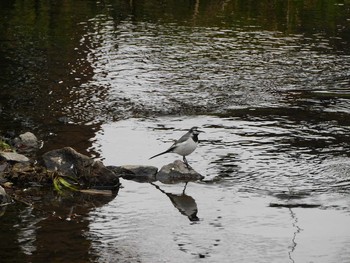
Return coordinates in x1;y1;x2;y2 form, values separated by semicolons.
156;160;204;184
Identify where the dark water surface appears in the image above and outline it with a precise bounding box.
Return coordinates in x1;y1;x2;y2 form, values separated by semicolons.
1;0;350;262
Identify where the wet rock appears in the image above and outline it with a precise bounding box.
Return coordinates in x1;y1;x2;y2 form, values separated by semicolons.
106;165;133;178
42;147;120;189
0;152;30;163
19;132;39;147
120;165;158;182
0;185;11;204
0;175;7;185
0;162;9;174
0;185;10;217
14;132;41;153
156;160;204;184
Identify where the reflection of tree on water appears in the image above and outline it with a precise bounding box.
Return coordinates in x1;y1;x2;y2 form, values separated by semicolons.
151;183;199;222
0;188;118;262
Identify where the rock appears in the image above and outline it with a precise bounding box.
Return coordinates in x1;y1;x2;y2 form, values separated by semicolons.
120;165;158;182
19;132;39;147
0;152;30;163
0;185;10;216
0;176;8;185
0;162;9;173
14;132;41;153
42;147;120;189
0;185;11;204
107;165;134;178
156;160;204;184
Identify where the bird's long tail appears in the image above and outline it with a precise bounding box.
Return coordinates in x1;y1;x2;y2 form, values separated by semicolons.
149;149;172;159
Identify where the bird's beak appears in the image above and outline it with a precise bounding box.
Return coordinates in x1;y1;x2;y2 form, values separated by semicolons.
198;129;205;133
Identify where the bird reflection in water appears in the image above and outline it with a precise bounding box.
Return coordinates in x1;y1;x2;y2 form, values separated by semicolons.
151;183;199;222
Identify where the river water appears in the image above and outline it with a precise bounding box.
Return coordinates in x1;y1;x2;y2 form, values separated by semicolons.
1;0;350;262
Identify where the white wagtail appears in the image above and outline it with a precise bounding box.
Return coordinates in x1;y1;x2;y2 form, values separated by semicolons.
150;127;204;166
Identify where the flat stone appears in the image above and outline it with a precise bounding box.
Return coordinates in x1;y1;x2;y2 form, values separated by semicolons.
0;152;30;163
120;165;158;182
156;160;204;184
106;166;133;177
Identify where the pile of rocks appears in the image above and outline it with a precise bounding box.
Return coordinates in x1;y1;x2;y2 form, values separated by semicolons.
0;132;204;196
111;160;203;184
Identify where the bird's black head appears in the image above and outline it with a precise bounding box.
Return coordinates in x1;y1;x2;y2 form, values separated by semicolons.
190;126;204;134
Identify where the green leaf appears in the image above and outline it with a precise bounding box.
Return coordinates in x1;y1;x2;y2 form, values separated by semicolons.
58;177;78;191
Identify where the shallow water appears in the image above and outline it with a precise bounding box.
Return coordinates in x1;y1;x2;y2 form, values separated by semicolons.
1;0;350;262
89;117;350;262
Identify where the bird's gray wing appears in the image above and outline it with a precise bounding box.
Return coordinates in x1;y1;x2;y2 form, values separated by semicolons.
149;130;191;159
175;131;191;144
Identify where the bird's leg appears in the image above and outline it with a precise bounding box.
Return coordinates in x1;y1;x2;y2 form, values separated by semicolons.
183;156;191;168
183;182;188;194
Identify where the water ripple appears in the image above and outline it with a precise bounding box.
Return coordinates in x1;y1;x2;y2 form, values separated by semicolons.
64;16;350;123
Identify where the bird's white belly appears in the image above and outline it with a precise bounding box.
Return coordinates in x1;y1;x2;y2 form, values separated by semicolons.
173;139;198;156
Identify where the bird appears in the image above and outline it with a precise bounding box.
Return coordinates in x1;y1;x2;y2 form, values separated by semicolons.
150;126;204;166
